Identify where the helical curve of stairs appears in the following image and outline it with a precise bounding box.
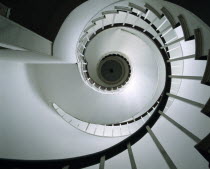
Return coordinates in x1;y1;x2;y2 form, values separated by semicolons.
0;0;210;169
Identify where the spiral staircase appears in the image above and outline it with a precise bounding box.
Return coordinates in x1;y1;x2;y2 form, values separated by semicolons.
0;0;209;169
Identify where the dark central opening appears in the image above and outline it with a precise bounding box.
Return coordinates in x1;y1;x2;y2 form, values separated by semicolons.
110;69;114;73
97;54;130;87
101;60;123;82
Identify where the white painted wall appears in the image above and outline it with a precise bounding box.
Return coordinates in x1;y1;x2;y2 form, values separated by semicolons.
53;0;124;63
29;63;160;124
0;15;52;55
0;1;209;169
0;50;65;63
0;62;126;160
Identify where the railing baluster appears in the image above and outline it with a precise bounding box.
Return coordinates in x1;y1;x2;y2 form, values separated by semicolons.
144;10;150;20
169;75;203;80
120;124;122;136
103;125;106;136
159;111;201;143
161;27;173;37
161;37;185;49
127;122;131;134
79;33;87;43
127;143;137;169
94;125;97;135
93;26;96;35
78;51;84;57
112;13;116;26
102;19;104;30
144;17;158;32
132;12;142;27
166;37;178;44
167;93;205;108
80;43;86;49
85;123;90;131
153;25;171;39
86;35;90;42
156;18;167;31
84;23;95;33
141;116;145;123
99;156;105;169
123;11;129;25
112;124;114;136
167;46;180;53
146;126;178;169
167;55;195;62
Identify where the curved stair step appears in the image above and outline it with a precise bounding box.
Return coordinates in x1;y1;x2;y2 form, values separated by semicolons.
178;14;191;40
161;7;177;29
201;50;210;86
145;3;162;19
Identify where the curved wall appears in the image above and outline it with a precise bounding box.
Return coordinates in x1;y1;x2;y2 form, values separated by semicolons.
0;62;126;160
